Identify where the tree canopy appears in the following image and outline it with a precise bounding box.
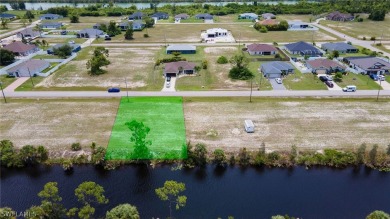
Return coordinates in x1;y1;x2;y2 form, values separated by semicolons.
125;120;152;159
53;44;73;58
0;49;15;65
106;204;140;219
155;180;187;218
86;47;110;75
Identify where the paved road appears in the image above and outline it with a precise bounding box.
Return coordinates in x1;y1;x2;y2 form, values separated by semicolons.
3;90;390;98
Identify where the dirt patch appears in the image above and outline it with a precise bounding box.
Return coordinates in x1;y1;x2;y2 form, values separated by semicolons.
184;100;390;152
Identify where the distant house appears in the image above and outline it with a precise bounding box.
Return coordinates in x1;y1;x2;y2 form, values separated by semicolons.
306;59;345;74
3;41;39;56
344;57;390;75
288;20;311;29
258;19;279;26
262;13;276;20
247;44;278;55
164;61;197;77
76;28;106;38
47;43;81;54
16;28;40;39
284;41;323;57
261;61;294;78
151;12;169;20
118;21;145;31
174;13;189;20
128;12;145;20
0;13;17;20
204;28;228;38
40;22;63;29
39;13;63;20
6;59;50;77
321;42;358;54
326;11;354;22
195;13;213;20
166;44;196;54
238;13;258;20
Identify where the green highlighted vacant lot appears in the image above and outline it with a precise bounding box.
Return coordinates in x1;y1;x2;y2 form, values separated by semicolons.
106;97;187;160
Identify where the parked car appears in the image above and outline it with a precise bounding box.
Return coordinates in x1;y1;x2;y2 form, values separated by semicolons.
108;87;120;93
319;76;328;82
275;78;282;84
370;74;379;81
60;30;67;35
378;75;385;81
104;37;111;41
166;76;171;82
326;75;333;81
325;81;334;88
342;85;356;92
166;81;171;88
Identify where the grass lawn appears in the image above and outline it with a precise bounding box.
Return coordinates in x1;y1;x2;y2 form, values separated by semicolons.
320;14;390;40
216;14;254;23
32;38;86;45
248;61;273;90
57;16;123;24
0;75;17;89
337;45;373;57
283;69;327;90
336;73;382;90
15;77;46;91
33;54;62;59
42;62;60;73
106;97;187;160
386;75;390;84
276;14;316;23
373;44;390;54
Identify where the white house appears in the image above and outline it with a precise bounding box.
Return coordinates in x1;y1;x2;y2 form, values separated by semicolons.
201;28;233;43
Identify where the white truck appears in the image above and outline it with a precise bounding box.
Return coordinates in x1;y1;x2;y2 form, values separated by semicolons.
244;120;254;133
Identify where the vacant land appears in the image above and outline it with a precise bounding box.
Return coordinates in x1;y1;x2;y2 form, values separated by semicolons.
184;97;390;152
57;16;123;24
277;14;316;23
106;97;186;160
35;46;163;90
320;14;390;40
0;99;119;156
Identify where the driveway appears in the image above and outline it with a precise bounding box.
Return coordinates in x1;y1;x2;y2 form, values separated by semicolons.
161;76;176;92
269;78;286;90
377;80;390;90
317;74;342;90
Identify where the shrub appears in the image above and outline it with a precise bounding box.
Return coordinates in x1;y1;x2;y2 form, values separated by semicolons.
370;36;376;41
357;17;363;22
362;36;366;40
259;26;268;33
71;143;81;151
274;54;281;59
143;33;149;38
229;66;254;80
202;60;208;69
217;56;228;64
334;72;343;82
238;148;251;166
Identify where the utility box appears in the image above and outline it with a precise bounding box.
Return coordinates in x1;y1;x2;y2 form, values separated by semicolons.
244;120;254;133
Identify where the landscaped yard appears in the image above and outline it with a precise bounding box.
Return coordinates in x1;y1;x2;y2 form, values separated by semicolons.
320;14;390;40
0;75;17;89
336;73;382;90
106;97;186;160
283;68;327;90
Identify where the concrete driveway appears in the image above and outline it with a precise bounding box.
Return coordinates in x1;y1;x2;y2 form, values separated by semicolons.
269;78;286;90
377;80;390;90
161;77;176;92
317;74;342;90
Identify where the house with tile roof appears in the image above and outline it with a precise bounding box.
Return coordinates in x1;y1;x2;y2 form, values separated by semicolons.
306;59;345;74
247;44;278;55
3;41;39;56
346;57;390;75
326;11;354;22
164;61;197;77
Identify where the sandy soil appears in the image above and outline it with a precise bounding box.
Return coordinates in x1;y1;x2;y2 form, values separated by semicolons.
184;99;390;152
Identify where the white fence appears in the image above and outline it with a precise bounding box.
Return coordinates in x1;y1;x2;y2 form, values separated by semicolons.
37;53;77;77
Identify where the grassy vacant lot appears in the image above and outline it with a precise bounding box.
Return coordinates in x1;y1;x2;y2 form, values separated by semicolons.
336;73;382;90
183;97;390;152
276;14;316;23
106;97;186;160
94;23;338;43
320;14;390;40
34;46;164;91
32;38;87;44
283;69;327;90
0;75;17;89
15;77;45;91
0;98;119;156
57;16;123;24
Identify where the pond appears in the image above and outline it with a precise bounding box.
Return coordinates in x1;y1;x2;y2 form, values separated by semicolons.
1;165;389;218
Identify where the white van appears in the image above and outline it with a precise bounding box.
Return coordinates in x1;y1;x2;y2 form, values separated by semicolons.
244;120;255;133
342;85;356;92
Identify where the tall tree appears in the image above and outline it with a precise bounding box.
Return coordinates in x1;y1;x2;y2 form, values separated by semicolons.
1;18;9;29
193;143;207;167
366;210;390;219
0;49;15;65
356;143;366;164
369;144;378;166
125;120;152;159
106;204;140;219
155;180;187;219
107;20;121;36
70;14;79;23
24;11;34;20
213;149;227;167
86;47;110;75
53;44;73;58
124;24;134;40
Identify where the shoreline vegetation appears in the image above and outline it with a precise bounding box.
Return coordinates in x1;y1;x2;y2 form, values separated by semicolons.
0;0;326;3
1;140;390;172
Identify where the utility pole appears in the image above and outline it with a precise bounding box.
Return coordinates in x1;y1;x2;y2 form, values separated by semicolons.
377;78;382;101
125;77;129;102
0;82;7;103
380;29;384;44
249;78;253;103
27;67;35;87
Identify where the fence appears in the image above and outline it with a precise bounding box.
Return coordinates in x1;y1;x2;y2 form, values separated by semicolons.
37;53;77;77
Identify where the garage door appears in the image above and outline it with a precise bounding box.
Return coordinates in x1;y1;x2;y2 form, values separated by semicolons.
267;73;280;78
166;73;177;77
316;69;327;74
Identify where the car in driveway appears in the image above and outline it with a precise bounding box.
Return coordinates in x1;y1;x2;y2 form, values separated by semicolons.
325;75;333;81
166;81;171;88
370;74;379;81
319;76;328;82
378;75;385;81
166;76;171;82
325;81;334;88
275;78;282;84
108;87;120;93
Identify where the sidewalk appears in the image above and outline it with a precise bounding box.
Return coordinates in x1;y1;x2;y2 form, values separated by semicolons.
4;77;29;92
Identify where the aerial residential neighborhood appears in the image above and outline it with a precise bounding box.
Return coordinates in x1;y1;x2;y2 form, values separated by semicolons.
0;0;390;218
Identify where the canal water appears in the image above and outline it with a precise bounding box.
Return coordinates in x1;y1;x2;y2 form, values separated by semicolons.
1;165;389;218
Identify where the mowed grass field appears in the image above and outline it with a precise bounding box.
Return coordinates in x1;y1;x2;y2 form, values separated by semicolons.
106;97;187;160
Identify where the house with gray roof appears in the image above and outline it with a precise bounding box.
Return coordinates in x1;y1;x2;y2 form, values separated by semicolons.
288;20;315;30
175;13;189;20
47;43;81;54
346;57;390;75
40;22;63;29
238;13;258;20
195;13;213;20
128;12;145;20
326;11;354;22
6;59;50;77
39;14;63;20
152;12;169;20
284;41;323;57
261;61;294;78
164;61;197;77
321;42;358;54
166;45;196;54
76;28;106;38
0;13;17;20
16;27;40;39
306;59;345;74
118;21;145;31
262;13;276;20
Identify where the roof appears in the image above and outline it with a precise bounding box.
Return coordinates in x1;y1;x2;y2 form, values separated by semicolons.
288;20;308;25
195;13;213;19
40;22;62;27
40;13;62;18
175;13;189;19
17;27;40;37
152;12;168;17
349;57;390;71
7;59;49;73
129;12;145;19
262;13;275;17
321;42;357;51
164;61;197;73
306;59;345;69
3;41;37;53
259;19;279;25
240;13;258;17
78;28;104;35
261;61;294;74
326;11;354;20
166;44;196;51
285;41;320;52
0;13;16;18
247;44;277;52
206;28;228;34
118;22;130;27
